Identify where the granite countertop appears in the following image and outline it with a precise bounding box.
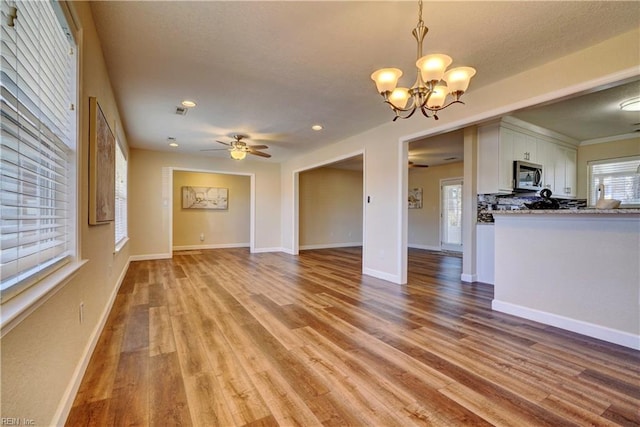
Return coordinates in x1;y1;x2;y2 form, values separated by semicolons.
492;208;640;215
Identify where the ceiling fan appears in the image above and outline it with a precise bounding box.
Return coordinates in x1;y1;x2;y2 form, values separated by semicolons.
201;134;271;159
409;161;429;168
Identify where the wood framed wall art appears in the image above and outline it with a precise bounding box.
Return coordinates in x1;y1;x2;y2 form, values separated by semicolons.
89;97;115;224
408;187;423;209
182;186;229;210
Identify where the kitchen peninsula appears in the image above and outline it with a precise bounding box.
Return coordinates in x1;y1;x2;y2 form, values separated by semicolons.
491;209;640;350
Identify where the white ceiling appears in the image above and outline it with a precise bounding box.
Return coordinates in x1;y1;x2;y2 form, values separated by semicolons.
90;1;640;163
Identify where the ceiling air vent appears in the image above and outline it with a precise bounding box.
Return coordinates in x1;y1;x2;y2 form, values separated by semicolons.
175;106;188;116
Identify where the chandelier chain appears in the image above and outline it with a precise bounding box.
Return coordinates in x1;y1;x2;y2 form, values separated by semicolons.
417;0;424;26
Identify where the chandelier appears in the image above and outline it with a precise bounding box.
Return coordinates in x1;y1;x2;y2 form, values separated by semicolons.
371;0;476;121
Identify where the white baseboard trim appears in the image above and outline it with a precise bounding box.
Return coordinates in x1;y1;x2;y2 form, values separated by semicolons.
51;258;131;426
460;273;477;283
299;242;362;250
251;247;286;254
492;299;640;350
279;247;297;255
408;244;441;251
173;243;249;251
129;253;172;261
362;267;403;285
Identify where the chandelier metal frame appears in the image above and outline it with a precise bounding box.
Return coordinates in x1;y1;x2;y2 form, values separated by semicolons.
371;0;476;121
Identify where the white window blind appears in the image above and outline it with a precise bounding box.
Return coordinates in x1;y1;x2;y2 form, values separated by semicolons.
588;156;640;207
114;140;127;247
0;0;76;298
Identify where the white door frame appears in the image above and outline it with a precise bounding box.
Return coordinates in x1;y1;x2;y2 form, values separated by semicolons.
166;167;256;255
291;150;366;267
440;177;464;252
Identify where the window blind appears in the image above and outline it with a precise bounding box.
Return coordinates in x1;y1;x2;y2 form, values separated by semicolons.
115;141;127;246
0;0;75;297
588;156;640;207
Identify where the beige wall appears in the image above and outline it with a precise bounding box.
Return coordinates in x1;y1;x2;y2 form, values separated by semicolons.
408;162;464;249
129;149;281;256
1;2;131;424
280;29;640;284
1;7;638;426
173;171;250;248
299;167;363;248
577;137;640;199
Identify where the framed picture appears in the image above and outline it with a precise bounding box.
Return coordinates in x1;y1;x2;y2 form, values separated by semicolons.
409;187;423;209
89;97;115;224
182;186;228;210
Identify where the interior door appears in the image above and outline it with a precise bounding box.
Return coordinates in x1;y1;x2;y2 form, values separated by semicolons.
441;179;463;252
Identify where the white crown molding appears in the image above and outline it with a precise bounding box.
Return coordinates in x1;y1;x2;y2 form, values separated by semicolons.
501;116;579;146
579;132;640;146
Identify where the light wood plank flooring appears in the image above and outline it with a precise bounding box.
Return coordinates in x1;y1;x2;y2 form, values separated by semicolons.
67;248;640;426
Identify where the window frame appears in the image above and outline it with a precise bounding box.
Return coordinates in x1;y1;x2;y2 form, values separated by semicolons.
587;155;640;208
0;0;85;335
114;135;128;252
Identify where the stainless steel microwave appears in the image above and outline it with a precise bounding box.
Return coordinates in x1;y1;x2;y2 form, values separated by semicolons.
513;161;543;192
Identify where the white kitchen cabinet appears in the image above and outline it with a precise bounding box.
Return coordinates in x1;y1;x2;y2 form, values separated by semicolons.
511;131;538;163
537;141;555;190
533;137;576;198
477;123;514;194
478;118;577;198
552;144;577;198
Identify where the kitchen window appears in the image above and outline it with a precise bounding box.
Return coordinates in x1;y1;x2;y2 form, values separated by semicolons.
588;156;640;207
0;0;79;310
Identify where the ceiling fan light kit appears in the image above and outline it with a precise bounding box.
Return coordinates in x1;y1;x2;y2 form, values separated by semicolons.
230;149;247;160
371;0;476;121
620;97;640;111
201;134;271;160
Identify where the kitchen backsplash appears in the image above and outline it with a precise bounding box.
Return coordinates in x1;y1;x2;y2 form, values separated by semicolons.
478;194;587;223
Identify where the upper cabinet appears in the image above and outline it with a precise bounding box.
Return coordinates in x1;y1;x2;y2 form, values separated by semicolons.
511;130;538;163
478;117;578;197
477;123;514;194
553;145;578;197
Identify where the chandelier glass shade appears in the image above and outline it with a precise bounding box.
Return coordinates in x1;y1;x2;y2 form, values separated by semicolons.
371;0;476;121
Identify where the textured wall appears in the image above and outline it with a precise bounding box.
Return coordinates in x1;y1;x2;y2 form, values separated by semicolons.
173;171;250;248
408;162;464;250
299;167;363;248
0;2;131;424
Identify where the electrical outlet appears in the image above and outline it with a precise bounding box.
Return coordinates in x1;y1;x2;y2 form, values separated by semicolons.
79;302;84;324
199;233;205;241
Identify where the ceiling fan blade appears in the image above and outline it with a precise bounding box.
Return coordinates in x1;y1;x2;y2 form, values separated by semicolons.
408;161;428;168
248;149;271;158
216;140;232;146
248;144;269;150
200;148;230;152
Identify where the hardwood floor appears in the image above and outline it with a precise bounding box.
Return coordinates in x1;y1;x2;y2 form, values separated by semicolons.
67;248;640;426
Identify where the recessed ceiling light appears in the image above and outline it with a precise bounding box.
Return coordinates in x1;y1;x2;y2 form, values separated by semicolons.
181;100;197;108
620;97;640;111
168;137;178;147
312;124;323;131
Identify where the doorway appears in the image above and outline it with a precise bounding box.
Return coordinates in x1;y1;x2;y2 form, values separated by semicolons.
440;178;463;252
167;168;255;254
